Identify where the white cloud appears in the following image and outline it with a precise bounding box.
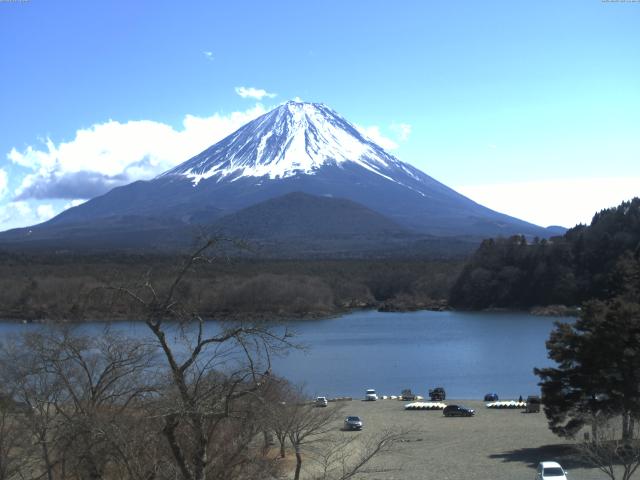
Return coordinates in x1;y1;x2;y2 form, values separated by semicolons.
456;177;640;228
64;199;86;209
0;201;34;230
0;200;74;232
234;86;277;100
391;123;412;141
356;122;413;151
36;204;55;221
0;169;7;197
202;51;214;60
8;103;269;201
12;201;31;217
355;124;399;151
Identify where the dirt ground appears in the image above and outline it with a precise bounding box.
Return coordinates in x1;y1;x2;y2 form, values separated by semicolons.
299;399;609;480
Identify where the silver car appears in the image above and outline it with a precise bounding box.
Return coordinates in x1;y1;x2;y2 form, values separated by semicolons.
344;416;363;430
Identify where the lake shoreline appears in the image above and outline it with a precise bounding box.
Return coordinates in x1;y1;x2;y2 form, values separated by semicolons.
0;300;578;324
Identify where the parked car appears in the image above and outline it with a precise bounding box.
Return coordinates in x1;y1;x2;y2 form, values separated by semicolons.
429;387;446;401
365;389;378;401
535;461;568;479
315;396;328;407
401;389;417;400
484;393;499;401
443;404;475;417
526;395;541;413
344;416;363;430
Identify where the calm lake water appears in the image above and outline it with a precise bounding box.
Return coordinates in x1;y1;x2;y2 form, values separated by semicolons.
0;310;568;400
271;310;566;399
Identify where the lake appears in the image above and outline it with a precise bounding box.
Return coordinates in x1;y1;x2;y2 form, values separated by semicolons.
0;310;567;400
270;310;566;399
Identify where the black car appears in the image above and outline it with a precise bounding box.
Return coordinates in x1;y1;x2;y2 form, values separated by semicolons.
401;389;417;401
443;404;475;417
484;393;499;401
526;395;541;413
429;387;446;401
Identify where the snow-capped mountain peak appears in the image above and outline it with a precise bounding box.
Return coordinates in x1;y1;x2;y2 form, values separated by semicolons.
6;101;552;247
163;101;416;186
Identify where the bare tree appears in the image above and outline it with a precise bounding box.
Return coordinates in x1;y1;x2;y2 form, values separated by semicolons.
114;239;292;480
309;429;406;480
99;406;170;480
285;395;343;480
261;377;299;459
0;398;31;480
0;327;159;480
0;343;61;480
578;415;640;480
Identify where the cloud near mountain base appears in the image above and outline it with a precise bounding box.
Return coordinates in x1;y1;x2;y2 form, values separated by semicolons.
8;103;406;203
8;104;270;202
0;169;8;197
457;177;640;228
15;170;130;201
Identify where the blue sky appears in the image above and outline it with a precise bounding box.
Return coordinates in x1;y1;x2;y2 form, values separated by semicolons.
1;0;638;230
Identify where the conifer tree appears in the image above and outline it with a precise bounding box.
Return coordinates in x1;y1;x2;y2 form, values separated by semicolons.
535;299;640;440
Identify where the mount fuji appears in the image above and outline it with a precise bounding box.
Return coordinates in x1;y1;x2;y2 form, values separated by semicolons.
0;101;557;254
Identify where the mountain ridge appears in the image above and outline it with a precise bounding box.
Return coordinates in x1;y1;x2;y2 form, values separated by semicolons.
212;191;410;239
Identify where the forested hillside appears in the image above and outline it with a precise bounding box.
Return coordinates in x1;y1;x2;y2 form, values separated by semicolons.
450;198;640;309
0;253;461;321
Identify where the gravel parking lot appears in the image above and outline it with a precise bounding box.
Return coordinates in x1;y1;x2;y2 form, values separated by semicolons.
307;399;607;480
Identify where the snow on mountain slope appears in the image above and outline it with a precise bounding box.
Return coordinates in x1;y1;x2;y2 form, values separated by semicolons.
162;101;424;193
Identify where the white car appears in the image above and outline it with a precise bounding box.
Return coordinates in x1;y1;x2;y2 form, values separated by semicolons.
535;461;568;480
365;389;378;401
315;396;328;407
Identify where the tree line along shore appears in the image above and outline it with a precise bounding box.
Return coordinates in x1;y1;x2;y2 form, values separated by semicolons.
1;198;638;322
0;254;460;322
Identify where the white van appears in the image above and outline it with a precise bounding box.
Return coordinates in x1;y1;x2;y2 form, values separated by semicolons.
365;389;378;401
